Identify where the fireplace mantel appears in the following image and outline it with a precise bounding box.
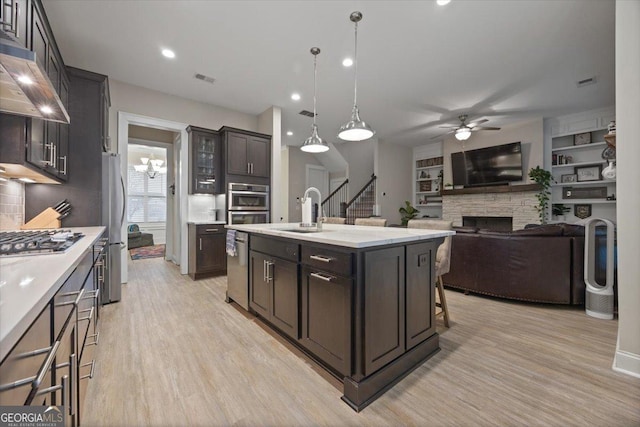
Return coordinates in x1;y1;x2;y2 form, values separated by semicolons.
441;183;541;196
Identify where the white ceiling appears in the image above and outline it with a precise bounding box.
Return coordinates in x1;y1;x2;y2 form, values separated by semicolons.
42;0;615;147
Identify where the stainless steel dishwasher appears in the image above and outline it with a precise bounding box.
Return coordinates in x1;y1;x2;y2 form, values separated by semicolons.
226;231;249;310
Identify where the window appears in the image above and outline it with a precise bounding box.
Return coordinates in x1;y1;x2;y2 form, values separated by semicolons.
127;165;167;223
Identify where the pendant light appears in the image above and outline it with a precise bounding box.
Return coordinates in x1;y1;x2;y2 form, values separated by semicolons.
338;11;375;142
301;47;329;153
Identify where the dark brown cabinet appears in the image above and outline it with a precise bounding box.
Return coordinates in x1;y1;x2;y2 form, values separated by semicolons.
221;128;271;182
249;236;299;340
188;224;226;279
406;242;436;350
187;126;221;194
0;0;30;48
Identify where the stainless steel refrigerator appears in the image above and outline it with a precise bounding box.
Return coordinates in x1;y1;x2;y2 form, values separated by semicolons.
101;153;124;303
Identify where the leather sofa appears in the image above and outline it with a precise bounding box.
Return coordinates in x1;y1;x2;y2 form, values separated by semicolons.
443;224;585;304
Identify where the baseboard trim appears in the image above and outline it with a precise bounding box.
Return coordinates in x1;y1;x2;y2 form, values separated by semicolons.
613;349;640;379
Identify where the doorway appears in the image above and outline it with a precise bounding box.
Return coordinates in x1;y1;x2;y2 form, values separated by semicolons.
117;112;189;283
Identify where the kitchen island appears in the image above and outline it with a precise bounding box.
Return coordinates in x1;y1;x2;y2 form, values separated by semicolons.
226;223;454;411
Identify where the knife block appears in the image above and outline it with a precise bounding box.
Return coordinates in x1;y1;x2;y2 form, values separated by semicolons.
21;208;61;230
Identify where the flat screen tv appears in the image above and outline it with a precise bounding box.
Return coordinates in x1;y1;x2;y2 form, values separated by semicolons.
451;141;523;187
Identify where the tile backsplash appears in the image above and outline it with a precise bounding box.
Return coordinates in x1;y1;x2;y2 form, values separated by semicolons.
187;194;226;222
0;180;25;230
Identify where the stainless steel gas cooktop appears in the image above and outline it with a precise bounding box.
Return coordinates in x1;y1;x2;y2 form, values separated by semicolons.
0;230;84;257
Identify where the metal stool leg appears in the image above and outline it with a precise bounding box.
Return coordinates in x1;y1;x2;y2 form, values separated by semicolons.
435;275;450;327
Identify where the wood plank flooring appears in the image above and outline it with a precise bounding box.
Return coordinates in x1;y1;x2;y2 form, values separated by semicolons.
83;257;640;426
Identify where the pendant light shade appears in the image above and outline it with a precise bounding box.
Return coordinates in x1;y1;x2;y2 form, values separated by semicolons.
338;11;375;142
301;47;329;153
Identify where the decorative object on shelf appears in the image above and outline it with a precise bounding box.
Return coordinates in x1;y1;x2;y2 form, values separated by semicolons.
575;165;602;182
301;47;329;153
607;120;616;134
561;174;577;183
573;132;592;146
601;161;616;180
607;194;616;201
574;204;592;220
399;200;419;226
552;204;571;221
562;186;607;199
419;170;427;179
338;11;375;142
419;181;432;192
444;183;453;190
528;166;553;224
134;155;166;179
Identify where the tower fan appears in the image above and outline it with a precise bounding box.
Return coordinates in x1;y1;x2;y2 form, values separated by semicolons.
584;218;616;319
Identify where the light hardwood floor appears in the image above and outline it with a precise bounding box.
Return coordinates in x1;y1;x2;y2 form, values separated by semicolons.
83;257;640;426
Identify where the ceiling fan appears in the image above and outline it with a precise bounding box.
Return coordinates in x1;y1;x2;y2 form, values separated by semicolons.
431;114;501;141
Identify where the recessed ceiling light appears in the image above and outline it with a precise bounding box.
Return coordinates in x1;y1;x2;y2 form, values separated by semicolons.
291;93;301;101
39;106;53;114
436;0;451;5
342;58;353;67
17;75;34;85
286;131;293;136
161;48;176;59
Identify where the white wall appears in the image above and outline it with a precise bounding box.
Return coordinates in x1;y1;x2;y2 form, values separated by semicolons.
614;0;640;378
258;107;283;223
286;146;323;222
442;118;544;185
108;80;259;153
375;141;412;224
335;139;376;197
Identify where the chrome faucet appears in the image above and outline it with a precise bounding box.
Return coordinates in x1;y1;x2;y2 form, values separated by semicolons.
301;186;324;231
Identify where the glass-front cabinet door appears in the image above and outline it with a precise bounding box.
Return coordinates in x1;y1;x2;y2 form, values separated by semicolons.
188;127;220;194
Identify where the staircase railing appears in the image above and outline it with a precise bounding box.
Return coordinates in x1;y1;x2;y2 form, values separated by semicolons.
321;179;348;218
341;174;377;224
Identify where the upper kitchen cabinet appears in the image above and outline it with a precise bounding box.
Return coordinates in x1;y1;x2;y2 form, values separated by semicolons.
187;126;221;194
220;127;271;184
0;0;30;49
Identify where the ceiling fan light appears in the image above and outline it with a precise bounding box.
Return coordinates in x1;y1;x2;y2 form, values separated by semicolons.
338;106;375;141
301;124;329;153
455;127;471;141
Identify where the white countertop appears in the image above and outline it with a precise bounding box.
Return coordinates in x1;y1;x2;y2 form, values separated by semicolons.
226;223;454;248
187;220;227;225
0;226;106;361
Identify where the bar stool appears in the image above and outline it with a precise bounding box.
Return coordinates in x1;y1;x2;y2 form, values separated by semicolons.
354;218;387;227
407;219;452;327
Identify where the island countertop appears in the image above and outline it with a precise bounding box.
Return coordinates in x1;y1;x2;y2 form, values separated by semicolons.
0;226;106;361
225;222;454;248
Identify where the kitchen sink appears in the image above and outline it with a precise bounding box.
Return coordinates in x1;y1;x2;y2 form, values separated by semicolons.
281;228;331;234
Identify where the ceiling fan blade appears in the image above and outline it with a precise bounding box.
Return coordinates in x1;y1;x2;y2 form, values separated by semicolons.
472;126;501;131
468;119;488;128
431;130;455;140
438;125;459;129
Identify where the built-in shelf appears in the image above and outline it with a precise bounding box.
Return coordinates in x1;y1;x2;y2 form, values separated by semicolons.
416;165;442;171
552;141;607;152
441;183;541;196
417;202;442;207
556;199;616;204
552;180;616;187
416;191;441;195
416;178;441;182
551;160;607;169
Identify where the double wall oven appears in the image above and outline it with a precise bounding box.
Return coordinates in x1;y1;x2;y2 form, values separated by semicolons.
228;183;270;224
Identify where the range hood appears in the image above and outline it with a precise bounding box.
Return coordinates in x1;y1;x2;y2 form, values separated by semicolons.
0;37;70;124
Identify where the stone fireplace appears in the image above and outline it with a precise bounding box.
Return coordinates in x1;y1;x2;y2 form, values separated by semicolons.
463;216;513;232
442;184;540;231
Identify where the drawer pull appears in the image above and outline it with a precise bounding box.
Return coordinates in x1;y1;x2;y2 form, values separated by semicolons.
310;254;333;263
265;261;274;282
33;340;60;388
16;345;53;359
205;228;219;232
310;272;334;282
55;289;85;307
87;332;99;346
0;375;37;392
80;360;96;380
78;307;95;322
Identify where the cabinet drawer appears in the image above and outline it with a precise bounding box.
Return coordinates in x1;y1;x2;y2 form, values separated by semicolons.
301;245;353;277
0;305;52;406
196;224;224;235
53;249;93;339
251;235;299;262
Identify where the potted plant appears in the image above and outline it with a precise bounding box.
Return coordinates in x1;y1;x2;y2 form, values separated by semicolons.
399;200;419;226
528;166;554;224
552;204;570;222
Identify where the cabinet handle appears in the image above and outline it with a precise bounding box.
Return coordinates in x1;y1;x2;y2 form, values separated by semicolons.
70;353;76;416
263;259;266;282
310;272;334;282
199;238;202;251
80;359;96;380
59;155;67;175
55;289;85;307
309;254;333;263
78;307;94;322
205;228;218;232
52;143;57;169
33;340;60;388
247;162;250;174
265;261;274;282
13;1;19;38
86;332;99;346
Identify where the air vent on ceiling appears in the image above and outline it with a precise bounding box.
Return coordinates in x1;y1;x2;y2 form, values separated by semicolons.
576;76;597;88
195;73;215;84
299;110;316;118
